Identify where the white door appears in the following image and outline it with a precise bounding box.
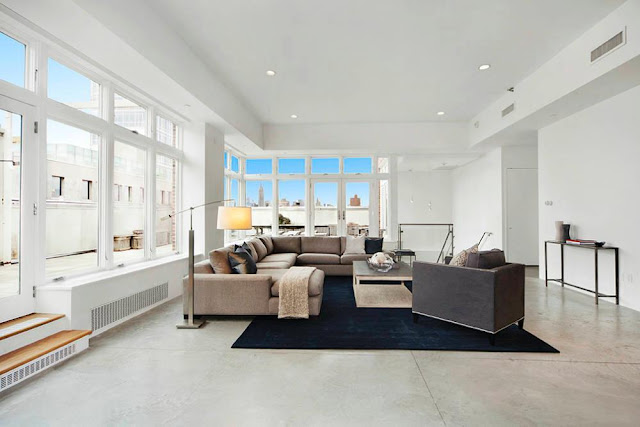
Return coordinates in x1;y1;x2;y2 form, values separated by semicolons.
343;180;372;237
0;96;37;322
310;179;373;237
506;168;539;265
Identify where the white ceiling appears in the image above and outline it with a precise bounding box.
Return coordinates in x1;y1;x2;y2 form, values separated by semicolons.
147;0;624;124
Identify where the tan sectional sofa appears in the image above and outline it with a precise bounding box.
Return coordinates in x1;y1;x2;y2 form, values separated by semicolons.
185;236;373;316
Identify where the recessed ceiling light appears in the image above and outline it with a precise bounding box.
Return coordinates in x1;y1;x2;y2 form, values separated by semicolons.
437;111;445;116
266;70;277;77
290;114;298;119
478;64;491;71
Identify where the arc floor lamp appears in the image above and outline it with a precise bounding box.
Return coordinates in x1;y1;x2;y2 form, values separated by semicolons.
162;199;252;329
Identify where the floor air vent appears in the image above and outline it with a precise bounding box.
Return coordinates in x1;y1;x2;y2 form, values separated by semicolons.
0;343;76;391
91;283;168;331
591;30;625;63
502;103;515;117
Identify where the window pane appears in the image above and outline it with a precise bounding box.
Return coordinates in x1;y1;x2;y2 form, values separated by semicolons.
48;58;100;117
313;182;338;236
311;158;339;174
231;155;239;173
278;180;305;235
226;178;240;242
113;141;146;264
114;93;147;135
46;120;99;278
245;158;272;175
224;152;228;169
377;157;389;173
345;181;370;237
246;180;272;236
378;180;389;238
0;109;22;297
223;176;228;200
278;158;305;174
344;157;372;174
156;155;178;257
156;116;177;146
0;32;25;87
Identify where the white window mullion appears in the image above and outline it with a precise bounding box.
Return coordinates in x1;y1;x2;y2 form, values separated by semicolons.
102;82;115;269
147;147;156;259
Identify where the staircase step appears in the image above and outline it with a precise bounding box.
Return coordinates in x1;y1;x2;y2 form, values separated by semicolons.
0;314;66;341
0;330;91;376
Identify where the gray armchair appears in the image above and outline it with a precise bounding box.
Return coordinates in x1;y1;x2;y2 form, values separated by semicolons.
412;254;525;345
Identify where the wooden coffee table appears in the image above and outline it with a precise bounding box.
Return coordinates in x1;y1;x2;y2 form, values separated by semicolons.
352;261;413;308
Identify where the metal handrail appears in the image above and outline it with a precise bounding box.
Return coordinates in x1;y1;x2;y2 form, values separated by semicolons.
396;223;455;263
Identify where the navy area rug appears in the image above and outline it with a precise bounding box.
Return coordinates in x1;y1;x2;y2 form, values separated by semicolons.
232;276;559;353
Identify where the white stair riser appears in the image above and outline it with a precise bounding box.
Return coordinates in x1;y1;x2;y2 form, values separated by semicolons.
0;318;69;356
0;336;89;393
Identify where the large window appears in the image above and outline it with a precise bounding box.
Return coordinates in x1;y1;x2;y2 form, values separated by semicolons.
113;141;146;264
114;93;147;135
48;58;100;117
0;32;25;88
46;120;99;278
156;155;178;256
246;180;272;236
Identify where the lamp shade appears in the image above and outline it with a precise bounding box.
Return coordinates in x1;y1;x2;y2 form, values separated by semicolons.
217;206;252;230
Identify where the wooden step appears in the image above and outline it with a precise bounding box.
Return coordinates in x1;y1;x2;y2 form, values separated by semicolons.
0;314;66;341
0;330;91;375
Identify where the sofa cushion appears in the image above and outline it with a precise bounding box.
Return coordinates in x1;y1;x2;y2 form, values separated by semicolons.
262;268;324;297
296;253;341;265
259;236;274;254
228;251;257;274
450;244;479;267
255;261;292;270
250;238;268;261
466;249;506;269
272;236;301;254
340;237;347;255
301;236;342;255
209;246;234;274
365;237;384;254
340;253;371;265
261;253;297;266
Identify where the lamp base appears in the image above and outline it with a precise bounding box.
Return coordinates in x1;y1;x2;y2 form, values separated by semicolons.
176;319;206;329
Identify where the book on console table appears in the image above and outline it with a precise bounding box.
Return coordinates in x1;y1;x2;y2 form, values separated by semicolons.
566;239;597;245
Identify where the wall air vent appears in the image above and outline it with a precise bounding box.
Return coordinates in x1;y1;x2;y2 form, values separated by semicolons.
591;30;625;63
502;103;515;118
1;343;77;391
91;283;168;331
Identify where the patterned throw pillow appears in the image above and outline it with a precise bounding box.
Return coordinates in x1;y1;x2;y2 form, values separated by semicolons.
228;250;257;274
235;242;257;261
449;244;479;267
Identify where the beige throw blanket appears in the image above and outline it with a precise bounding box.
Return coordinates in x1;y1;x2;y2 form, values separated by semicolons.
278;266;316;319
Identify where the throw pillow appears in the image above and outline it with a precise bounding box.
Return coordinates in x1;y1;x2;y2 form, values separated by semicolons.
228;251;257;274
235;242;257;261
365;237;384;254
250;238;268;261
345;235;366;254
449;244;479;267
209;248;233;274
259;236;274;254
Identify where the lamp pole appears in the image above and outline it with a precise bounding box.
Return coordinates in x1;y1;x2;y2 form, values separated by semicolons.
163;199;233;329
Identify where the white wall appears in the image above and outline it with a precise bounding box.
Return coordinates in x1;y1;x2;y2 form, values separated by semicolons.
539;84;640;311
397;170;453;261
452;148;503;251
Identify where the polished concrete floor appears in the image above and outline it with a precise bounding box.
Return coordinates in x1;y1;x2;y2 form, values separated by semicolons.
1;269;640;426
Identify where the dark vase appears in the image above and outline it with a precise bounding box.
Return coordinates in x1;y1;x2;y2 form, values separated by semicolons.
562;224;571;241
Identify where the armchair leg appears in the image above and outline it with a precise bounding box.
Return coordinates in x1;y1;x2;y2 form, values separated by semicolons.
489;334;496;346
412;313;419;324
518;318;524;330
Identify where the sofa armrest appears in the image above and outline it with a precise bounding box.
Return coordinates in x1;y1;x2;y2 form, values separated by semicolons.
184;274;273;315
492;263;525;330
194;259;214;274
